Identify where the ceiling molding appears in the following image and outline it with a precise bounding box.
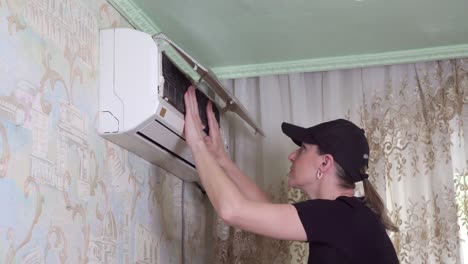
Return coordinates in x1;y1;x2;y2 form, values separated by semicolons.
108;0;161;34
212;44;468;79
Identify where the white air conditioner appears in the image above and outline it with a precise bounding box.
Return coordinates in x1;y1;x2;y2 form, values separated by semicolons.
99;28;200;182
99;28;263;182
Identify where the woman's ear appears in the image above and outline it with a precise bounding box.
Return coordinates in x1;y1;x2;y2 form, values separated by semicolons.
321;154;334;171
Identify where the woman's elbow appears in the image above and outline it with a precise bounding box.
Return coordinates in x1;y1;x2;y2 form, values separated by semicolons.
219;207;234;224
218;202;241;226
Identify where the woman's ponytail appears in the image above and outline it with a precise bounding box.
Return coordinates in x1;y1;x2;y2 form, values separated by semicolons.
362;179;399;232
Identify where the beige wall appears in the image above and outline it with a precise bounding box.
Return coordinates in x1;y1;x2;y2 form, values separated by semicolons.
0;0;213;263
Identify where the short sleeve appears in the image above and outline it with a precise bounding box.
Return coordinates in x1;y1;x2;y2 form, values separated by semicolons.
293;199;350;243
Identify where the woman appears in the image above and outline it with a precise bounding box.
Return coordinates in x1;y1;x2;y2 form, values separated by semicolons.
184;86;399;263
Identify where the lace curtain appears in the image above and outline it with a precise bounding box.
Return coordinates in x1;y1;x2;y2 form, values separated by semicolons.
214;59;468;263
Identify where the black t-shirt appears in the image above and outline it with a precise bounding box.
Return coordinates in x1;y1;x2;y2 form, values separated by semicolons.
293;196;399;264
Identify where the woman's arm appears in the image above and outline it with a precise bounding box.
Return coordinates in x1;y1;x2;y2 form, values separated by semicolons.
184;86;306;241
200;101;270;203
218;157;271;203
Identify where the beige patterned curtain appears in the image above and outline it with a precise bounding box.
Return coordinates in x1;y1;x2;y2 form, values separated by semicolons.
214;59;468;264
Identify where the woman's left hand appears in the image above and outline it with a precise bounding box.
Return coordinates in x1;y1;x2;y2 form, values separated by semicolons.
183;85;206;148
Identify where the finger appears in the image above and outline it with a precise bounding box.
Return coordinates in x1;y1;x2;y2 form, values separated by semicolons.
184;87;190;115
206;101;221;138
185;86;196;117
184;85;194;115
203;136;211;145
191;87;204;128
183;87;193;132
184;86;199;130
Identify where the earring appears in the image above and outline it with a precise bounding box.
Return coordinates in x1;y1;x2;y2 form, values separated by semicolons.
316;169;323;180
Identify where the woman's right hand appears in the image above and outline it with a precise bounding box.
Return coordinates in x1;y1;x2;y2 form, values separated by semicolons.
204;100;229;164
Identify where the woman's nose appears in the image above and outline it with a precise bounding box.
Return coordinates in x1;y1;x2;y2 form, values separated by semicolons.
288;150;297;162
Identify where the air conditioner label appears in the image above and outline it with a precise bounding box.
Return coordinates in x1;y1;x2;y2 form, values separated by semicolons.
160;107;167;118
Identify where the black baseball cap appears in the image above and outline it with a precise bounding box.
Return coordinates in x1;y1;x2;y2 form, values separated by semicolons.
281;119;369;183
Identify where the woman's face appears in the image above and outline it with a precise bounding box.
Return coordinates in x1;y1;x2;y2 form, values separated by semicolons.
287;143;322;189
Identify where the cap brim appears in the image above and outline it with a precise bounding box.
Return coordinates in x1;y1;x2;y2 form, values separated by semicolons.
281;122;315;146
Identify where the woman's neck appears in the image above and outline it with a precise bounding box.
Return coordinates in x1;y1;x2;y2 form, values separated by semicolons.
306;186;354;200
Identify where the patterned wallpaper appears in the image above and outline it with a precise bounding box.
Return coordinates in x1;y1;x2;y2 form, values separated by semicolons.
0;0;214;263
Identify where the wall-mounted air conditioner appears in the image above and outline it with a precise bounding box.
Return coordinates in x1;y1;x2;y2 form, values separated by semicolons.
99;28;263;182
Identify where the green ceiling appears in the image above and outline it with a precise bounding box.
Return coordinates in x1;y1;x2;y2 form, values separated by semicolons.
109;0;468;79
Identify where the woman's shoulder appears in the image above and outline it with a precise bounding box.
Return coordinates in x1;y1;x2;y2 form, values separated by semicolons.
335;195;366;208
293;196;366;214
295;196;364;206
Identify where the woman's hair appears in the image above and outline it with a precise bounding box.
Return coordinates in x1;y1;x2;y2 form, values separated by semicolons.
317;147;399;232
